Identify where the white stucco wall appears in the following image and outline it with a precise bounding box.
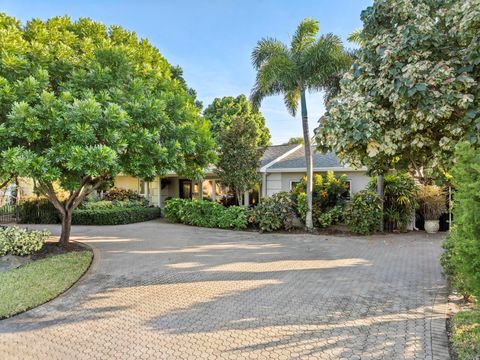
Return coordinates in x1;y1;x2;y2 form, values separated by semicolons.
263;171;370;196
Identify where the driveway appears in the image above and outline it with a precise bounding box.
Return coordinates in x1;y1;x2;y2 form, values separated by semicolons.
0;221;449;359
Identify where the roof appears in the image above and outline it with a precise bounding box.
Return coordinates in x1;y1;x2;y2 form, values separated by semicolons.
260;145;364;172
260;144;299;167
269;146;342;169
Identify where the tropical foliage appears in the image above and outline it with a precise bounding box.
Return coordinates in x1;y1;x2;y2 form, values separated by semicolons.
369;173;417;232
249;192;298;232
417;185;446;221
251;18;350;228
0;226;49;256
164;198;248;230
317;0;480;179
441;143;480;299
343;190;382;235
0;14;215;244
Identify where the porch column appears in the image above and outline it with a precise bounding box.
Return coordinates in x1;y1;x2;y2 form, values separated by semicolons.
261;173;267;198
243;191;250;207
196;180;203;200
211;180;216;201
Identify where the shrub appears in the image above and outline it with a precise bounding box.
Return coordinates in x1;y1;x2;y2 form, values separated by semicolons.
103;187;147;203
164;198;248;230
343;190;382;235
441;143;480;299
418;184;447;221
72;207;161;225
291;171;350;211
79;200;145;210
250;192;296;232
369;173;418;232
0;226;49;256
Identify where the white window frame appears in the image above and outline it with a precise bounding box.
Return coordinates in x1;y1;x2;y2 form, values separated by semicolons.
290;180;301;191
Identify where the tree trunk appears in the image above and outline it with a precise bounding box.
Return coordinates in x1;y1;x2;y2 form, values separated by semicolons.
300;89;313;230
60;209;72;246
376;175;384;232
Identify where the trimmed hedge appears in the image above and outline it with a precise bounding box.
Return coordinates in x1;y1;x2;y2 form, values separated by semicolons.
72;207;161;225
164;198;248;230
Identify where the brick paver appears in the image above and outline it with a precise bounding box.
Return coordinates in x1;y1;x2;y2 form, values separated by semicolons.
0;221;449;359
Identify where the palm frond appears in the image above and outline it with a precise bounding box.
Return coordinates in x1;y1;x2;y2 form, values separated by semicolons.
251;37;290;70
250;81;283;109
347;28;364;46
302;33;351;87
291;18;319;54
283;89;301;117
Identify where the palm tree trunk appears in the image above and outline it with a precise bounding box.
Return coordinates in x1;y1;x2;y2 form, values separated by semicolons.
376;174;384;232
300;89;313;229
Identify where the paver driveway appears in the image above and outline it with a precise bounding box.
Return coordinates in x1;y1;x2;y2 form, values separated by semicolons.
0;220;449;359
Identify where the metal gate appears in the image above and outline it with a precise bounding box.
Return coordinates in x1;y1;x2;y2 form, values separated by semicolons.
0;203;18;223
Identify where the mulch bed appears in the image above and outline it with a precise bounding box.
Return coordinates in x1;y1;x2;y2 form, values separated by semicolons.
31;242;88;261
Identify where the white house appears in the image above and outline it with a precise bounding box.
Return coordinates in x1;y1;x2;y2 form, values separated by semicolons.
114;144;370;207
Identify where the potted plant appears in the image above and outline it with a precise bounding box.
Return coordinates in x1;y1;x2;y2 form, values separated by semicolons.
418;184;447;233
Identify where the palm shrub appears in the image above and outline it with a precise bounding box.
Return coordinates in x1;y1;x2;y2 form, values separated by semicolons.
343;190;382;235
251;18;350;229
418;185;446;221
368;173;418;232
441;142;480;298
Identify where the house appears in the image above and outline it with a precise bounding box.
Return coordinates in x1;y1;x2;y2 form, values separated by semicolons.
114;144;370;207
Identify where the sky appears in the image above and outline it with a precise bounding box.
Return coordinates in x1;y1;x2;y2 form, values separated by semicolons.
1;0;372;144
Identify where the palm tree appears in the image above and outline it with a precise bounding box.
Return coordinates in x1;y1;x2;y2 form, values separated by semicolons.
250;18;350;229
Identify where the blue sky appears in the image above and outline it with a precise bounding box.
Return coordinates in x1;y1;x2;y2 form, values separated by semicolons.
1;0;372;144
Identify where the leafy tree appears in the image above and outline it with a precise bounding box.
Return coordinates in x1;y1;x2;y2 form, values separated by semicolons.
250;18;350;228
216;115;265;205
203;95;270;147
317;0;480;180
0;14;215;244
284;137;304;145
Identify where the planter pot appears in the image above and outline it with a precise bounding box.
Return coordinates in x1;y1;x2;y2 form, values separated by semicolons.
424;220;440;234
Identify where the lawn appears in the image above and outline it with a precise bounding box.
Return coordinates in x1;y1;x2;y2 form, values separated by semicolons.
451;308;480;360
0;250;92;319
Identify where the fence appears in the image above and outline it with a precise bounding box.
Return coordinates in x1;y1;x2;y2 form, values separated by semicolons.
0;204;18;223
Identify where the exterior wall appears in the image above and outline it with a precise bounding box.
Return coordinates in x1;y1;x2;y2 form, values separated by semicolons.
265;173;282;196
263;171;370;196
114;176;138;192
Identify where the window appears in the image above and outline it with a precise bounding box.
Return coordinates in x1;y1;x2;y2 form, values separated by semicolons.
290;181;300;191
345;180;352;198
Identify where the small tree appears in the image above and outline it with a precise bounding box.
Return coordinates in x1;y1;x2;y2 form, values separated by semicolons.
216;116;265;205
284;137;304;145
0;15;215;244
317;0;480;179
250;18;350;229
203;95;271;147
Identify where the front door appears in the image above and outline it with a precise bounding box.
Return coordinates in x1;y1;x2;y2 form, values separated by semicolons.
179;180;192;199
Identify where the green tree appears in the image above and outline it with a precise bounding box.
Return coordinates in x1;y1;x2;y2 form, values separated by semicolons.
216;115;265;205
0;14;215;244
203;95;271;147
250;18;350;229
317;0;480;180
284;137;304;145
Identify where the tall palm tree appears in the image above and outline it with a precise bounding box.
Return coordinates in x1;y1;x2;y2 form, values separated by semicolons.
250;18;350;229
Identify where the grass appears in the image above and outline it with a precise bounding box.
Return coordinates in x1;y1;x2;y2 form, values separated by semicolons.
451;307;480;360
0;250;92;319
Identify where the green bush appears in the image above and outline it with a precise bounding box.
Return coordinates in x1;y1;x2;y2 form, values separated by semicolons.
441;143;480;298
79;200;145;210
368;173;418;232
72;206;161;225
0;226;50;256
296;193;345;228
103;187;147;203
164;198;248;230
343;190;382;235
250;192;296;232
451;309;480;360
